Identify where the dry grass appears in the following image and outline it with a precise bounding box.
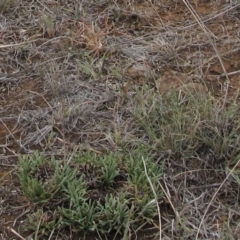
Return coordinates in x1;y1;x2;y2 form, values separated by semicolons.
0;0;240;239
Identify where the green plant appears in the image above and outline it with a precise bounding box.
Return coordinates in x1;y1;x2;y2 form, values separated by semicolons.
17;151;59;202
95;193;130;234
134;90;240;160
17;149;164;237
60;200;96;232
75;48;106;78
73;149;100;166
61;176;87;206
125;147;162;194
26;209;62;237
124;147;163;222
42;14;55;37
99;154;120;186
17;151;77;203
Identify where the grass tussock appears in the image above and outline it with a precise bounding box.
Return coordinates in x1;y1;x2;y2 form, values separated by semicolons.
134;91;240;160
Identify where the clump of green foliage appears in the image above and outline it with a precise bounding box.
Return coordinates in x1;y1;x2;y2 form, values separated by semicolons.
134;90;240;161
17;147;163;238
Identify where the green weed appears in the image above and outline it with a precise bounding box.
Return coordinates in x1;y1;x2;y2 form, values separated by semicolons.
17;149;163;238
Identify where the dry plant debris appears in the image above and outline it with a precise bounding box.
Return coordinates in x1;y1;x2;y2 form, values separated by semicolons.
0;0;240;239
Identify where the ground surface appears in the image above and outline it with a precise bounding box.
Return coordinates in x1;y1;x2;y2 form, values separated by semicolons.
1;0;240;239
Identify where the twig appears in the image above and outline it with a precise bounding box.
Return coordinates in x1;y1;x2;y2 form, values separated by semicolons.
195;157;240;239
13;208;31;227
187;183;221;190
142;157;162;240
181;0;230;108
161;177;181;221
0;39;38;49
8;227;26;240
27;90;53;110
220;70;240;77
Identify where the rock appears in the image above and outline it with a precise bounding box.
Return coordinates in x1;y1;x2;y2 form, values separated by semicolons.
178;82;208;95
155;70;208;96
127;63;152;80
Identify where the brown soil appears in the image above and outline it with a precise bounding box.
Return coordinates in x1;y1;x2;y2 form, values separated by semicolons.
0;0;240;239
